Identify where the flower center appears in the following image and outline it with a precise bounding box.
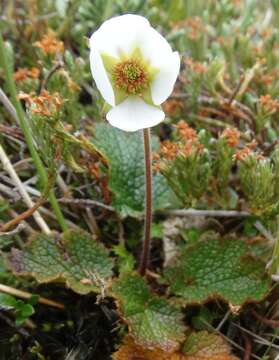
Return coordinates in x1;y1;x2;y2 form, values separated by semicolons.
113;59;150;95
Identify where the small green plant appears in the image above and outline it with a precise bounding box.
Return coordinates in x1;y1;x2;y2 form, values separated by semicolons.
238;151;279;214
0;293;35;326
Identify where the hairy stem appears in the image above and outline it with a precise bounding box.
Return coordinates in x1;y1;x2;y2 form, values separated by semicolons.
0;31;67;231
139;128;152;276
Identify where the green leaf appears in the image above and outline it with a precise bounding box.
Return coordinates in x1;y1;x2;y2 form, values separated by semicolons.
151;223;164;238
112;273;186;352
0;293;18;310
0;294;35;325
113;244;135;274
15;302;35;325
93;124;175;217
8;230;113;295
164;238;270;306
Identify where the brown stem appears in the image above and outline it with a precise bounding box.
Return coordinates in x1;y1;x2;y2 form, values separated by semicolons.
0;169;56;233
227;74;245;105
139;128;152;276
0;194;47;232
243;332;252;360
251;309;279;328
39;59;63;93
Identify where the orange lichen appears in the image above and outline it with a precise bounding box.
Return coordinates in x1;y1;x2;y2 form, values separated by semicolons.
260;28;273;39
181;142;195;157
181;142;204;158
153;161;163;173
221;128;240;148
160;140;179;161
19;90;63;117
246;140;258;150
258;69;279;86
259;94;279;113
13;69;29;82
185;58;207;74
34;31;64;55
185;17;207;40
152;120;208;174
152;152;162;173
153;121;205;172
233;147;251;161
232;0;242;6
195;143;204;154
163;99;184;116
251;44;264;57
176;121;198;142
172;17;207;41
13;67;40;82
259;74;274;86
233;139;258;162
152;152;161;161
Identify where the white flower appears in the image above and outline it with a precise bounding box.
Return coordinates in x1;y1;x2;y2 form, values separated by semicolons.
89;14;180;132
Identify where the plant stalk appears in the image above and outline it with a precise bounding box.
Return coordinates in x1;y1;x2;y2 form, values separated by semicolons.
139;128;152;276
0;31;67;231
0;284;64;309
270;221;279;276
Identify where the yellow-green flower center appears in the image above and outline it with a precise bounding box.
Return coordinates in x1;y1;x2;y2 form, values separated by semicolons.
113;59;150;95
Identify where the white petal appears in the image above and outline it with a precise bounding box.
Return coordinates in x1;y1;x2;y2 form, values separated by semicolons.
89;45;115;106
151;51;180;105
136;25;174;67
106;97;165;132
89;14;150;58
132;26;180;104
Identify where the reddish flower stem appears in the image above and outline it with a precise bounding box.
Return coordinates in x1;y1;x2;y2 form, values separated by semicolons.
139;128;152;276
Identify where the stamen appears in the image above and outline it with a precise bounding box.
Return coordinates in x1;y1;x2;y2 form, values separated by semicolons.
113;59;149;95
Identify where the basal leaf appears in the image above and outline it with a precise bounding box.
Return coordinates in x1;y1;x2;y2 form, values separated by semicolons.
8;230;113;295
113;332;239;360
183;331;239;359
113;336;186;360
112;273;186;352
93;124;175;217
164;238;270;306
